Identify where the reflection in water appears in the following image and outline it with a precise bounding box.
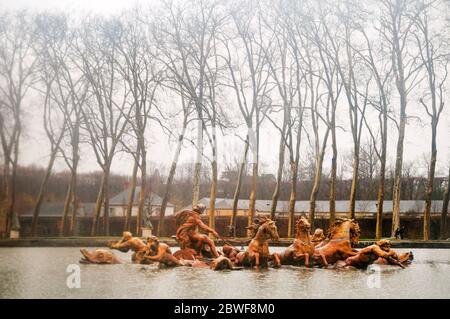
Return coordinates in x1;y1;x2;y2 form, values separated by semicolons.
0;247;449;298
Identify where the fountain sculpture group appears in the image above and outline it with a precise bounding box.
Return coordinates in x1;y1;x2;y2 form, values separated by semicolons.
79;203;414;270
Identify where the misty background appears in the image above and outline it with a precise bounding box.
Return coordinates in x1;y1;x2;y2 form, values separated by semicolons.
0;0;449;240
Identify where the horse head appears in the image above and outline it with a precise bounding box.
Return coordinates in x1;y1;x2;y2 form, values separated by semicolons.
251;217;280;241
326;218;361;246
295;215;311;238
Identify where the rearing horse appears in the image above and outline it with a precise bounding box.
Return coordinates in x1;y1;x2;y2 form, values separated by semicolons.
314;218;361;265
279;216;328;267
235;217;281;268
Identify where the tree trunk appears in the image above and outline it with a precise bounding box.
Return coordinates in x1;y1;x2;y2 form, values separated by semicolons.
287;161;298;238
137;150;147;237
375;103;388;240
7;136;20;235
230;135;249;237
31;148;60;236
68;122;80;236
308;130;329;229
208;120;218;231
329;126;337;225
391;100;406;236
60;177;73;236
270;133;285;220
248;162;258;237
192;118;203;205
0;162;11;237
103;166;110;236
348;146;360;219
391;19;408;237
441;166;449;239
247;123;259;237
69;169;78;236
125;146;140;232
209;160;217;230
91;171;106;236
309;157;323;229
158;121;187;236
375;161;386;240
423;127;437;240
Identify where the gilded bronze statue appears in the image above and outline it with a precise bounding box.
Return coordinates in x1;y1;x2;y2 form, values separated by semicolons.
344;239;405;269
142;236;187;267
279;216;328;267
314;218;361;265
311;228;326;246
234;217;281;268
174;204;220;258
77;215;414;273
109;231;149;263
79;248;122;264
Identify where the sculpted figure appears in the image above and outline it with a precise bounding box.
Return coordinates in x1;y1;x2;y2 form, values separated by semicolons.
235;217;281;268
314;218;361;265
109;231;149;263
345;239;406;269
142;236;187;267
279;216;328;267
181;255;233;270
175;204;220;258
222;244;241;263
311;228;326;247
79;249;122;264
374;250;414;266
173;248;198;260
210;255;234;270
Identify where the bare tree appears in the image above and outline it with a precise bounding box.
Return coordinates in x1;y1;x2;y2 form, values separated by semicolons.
357;22;392;239
379;0;425;236
154;0;223;207
157;89;193;236
74;17;132;236
261;1;309;236
260;6;289;222
411;0;448;240
220;34;252;236
30;13;77;236
222;2;271;236
202;37;230;231
0;12;37;237
340;7;370;220
58;45;86;237
113;9;162;235
309;1;343;225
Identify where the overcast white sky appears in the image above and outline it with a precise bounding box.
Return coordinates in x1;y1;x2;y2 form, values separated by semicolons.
1;0;142;14
1;0;449;178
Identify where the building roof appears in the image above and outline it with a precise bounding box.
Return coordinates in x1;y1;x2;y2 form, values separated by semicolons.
184;198;446;214
21;202;90;217
21;189;174;218
109;187;174;207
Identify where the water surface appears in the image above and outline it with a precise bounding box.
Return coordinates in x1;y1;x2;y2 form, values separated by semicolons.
0;247;449;298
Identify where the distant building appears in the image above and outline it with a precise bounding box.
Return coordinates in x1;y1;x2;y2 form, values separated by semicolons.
19;188;175;236
109;186;176;217
19;202;94;236
185;198;445;219
182;198;447;238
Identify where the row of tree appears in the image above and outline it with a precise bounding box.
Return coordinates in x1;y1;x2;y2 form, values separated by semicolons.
4;160;447;217
0;0;449;239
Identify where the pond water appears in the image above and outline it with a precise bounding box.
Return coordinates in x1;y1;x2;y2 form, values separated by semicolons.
0;247;449;299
